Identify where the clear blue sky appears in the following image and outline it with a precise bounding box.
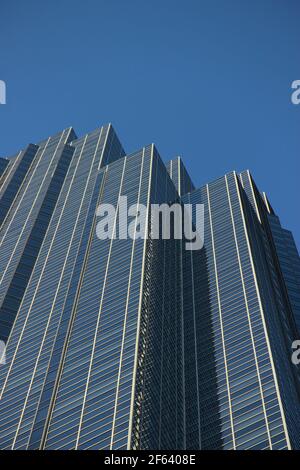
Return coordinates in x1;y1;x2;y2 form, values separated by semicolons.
0;0;299;247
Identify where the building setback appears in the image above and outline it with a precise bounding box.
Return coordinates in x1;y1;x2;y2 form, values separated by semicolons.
0;124;299;449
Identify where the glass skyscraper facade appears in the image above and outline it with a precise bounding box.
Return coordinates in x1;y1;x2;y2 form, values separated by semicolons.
181;172;300;450
0;124;299;450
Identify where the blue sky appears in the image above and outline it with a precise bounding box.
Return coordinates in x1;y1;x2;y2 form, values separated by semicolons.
0;0;299;246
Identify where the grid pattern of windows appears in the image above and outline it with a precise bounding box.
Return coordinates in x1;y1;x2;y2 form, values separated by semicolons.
131;148;184;450
0;157;9;184
0;124;299;451
0;144;74;342
166;157;195;196
44;147;152;450
0;144;39;228
0;134;185;450
0;130;75;341
268;215;300;335
43;145;183;450
181;172;300;449
0;125;125;449
239;171;300;448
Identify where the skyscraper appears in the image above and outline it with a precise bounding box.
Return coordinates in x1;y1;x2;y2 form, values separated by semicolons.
264;195;300;335
0;124;299;450
180;171;300;450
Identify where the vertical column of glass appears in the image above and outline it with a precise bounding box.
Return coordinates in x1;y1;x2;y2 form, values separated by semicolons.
0;131;71;341
131;150;184;450
130;151;164;449
110;148;152;450
226;172;290;449
27;169;107;449
43;153;130;449
0;128;109;449
0;157;9;182
268;215;300;334
182;186;227;449
10;129;111;450
236;173;300;449
0;144;74;342
0;130;70;304
0;144;39;228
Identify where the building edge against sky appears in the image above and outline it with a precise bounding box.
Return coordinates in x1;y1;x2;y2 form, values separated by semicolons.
0;123;299;450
